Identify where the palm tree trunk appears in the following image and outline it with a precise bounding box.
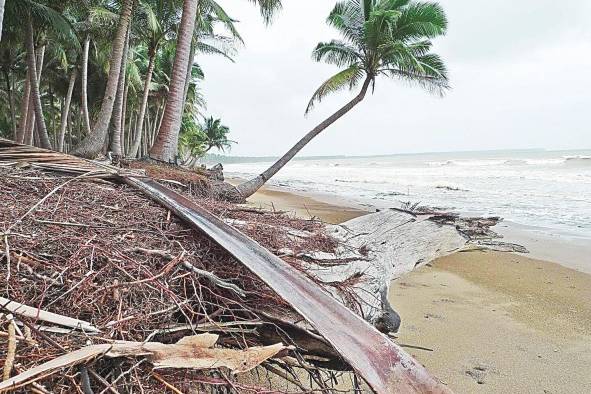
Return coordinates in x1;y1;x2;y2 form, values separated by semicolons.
80;35;92;137
181;41;196;108
237;77;372;198
16;69;31;143
0;0;5;42
58;70;77;152
24;44;45;146
4;70;17;140
72;0;134;158
25;14;51;149
109;24;130;157
149;0;199;163
121;80;129;153
128;46;156;158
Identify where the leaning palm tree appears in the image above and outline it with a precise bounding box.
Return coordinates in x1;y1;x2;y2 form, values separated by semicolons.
236;0;449;197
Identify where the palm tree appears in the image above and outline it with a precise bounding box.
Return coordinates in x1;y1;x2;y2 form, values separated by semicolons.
236;0;449;197
179;115;233;167
0;0;5;42
127;0;178;159
147;0;199;163
71;0;134;158
150;0;282;163
199;116;234;152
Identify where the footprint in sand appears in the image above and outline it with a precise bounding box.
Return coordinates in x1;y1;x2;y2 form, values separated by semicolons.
465;364;490;385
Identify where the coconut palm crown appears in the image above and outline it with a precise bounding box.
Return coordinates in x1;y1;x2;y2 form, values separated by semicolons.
237;0;449;198
307;0;449;113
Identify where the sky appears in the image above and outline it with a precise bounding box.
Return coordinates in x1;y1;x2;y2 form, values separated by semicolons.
199;0;591;157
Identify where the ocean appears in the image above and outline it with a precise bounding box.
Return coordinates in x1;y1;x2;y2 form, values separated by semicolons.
221;149;591;241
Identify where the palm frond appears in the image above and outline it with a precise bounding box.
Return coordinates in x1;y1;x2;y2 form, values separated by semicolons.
312;40;361;67
306;64;364;114
393;2;447;40
246;0;283;24
18;0;80;50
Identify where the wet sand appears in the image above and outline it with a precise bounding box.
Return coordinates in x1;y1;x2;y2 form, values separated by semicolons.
241;184;369;224
244;185;591;393
392;251;591;393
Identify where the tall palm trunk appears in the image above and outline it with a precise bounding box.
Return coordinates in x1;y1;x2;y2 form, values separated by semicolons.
109;25;130;157
181;41;196;108
121;80;129;153
149;0;199;163
16;69;31;143
25;14;51;149
80;35;92;137
128;46;156;158
24;44;45;146
72;0;134;158
4;70;17;139
58;70;77;152
0;0;5;42
237;76;372;198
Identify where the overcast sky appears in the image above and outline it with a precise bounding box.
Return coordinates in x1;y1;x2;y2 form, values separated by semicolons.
199;0;591;157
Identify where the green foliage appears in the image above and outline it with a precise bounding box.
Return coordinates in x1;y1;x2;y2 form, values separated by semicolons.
179;115;235;159
306;0;449;113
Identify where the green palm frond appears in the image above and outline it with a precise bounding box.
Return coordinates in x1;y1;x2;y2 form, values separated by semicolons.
312;40;361;67
201;0;243;42
195;41;235;62
393;2;447;40
12;0;80;49
137;1;162;36
306;64;364;114
246;0;283;24
88;6;118;26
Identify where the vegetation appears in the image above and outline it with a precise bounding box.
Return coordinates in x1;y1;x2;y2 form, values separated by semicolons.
236;0;449;197
180;115;234;167
0;0;282;160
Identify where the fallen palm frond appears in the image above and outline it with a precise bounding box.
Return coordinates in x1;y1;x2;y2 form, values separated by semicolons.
0;334;287;391
0;297;99;333
124;176;452;394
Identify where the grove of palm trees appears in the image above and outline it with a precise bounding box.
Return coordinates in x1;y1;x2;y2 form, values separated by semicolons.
0;0;274;163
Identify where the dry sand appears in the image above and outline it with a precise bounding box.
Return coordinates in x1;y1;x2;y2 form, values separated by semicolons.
245;185;591;393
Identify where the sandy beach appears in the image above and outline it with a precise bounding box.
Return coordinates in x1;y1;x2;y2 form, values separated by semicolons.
245;185;591;393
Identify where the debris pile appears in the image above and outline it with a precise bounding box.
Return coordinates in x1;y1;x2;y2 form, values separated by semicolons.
0;166;355;393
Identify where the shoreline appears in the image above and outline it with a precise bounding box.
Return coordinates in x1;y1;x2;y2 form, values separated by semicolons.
238;179;590;274
243;182;591;393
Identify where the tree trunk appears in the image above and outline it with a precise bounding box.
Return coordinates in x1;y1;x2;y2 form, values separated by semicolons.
149;0;200;163
58;70;77;152
24;44;45;146
72;0;134;158
237;77;372;198
109;24;130;157
16;69;31;143
80;35;92;138
25;15;51;149
121;80;129;153
4;70;17;139
0;0;5;42
128;47;156;158
181;41;196;109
